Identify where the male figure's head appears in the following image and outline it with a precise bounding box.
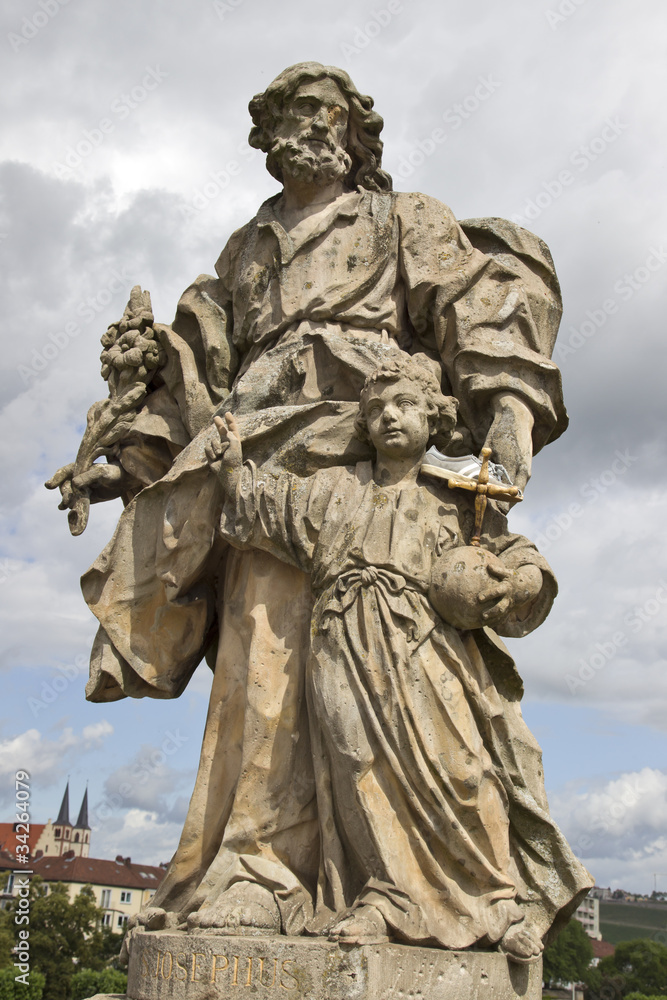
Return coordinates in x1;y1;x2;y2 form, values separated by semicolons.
249;62;392;193
355;354;458;461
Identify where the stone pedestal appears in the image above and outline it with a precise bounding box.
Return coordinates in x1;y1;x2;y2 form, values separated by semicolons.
107;931;542;1000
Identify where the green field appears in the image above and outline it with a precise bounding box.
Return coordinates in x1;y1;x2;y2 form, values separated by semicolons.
600;901;667;945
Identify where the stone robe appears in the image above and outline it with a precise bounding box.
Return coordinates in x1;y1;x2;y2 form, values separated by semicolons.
80;189;590;938
210;459;589;947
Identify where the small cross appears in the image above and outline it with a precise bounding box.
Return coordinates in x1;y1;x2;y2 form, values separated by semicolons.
438;448;523;546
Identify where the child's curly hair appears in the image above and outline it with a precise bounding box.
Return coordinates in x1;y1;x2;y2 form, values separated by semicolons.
354;353;458;446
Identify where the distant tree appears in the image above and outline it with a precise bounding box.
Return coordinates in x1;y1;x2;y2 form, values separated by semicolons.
543;919;594;986
0;879;15;970
79;925;124;971
586;939;667;999
2;878;103;1000
0;967;45;999
70;967;128;1000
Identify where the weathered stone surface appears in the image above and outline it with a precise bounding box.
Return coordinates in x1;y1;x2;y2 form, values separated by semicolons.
50;61;593;974
126;932;541;1000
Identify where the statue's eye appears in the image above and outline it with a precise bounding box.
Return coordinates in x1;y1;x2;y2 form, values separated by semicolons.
296;101;317;116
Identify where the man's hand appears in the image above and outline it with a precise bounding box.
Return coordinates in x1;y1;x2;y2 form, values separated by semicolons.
205;412;243;486
484;393;534;493
45;460;129;507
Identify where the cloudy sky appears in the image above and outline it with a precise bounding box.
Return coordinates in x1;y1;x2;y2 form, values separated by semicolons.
1;0;666;899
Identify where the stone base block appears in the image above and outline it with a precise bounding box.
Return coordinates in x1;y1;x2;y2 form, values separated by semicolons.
124;931;542;999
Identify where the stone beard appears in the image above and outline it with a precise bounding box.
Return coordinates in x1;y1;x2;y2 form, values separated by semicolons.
267;134;352;186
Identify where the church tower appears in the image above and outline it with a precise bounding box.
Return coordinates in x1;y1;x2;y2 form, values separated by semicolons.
31;782;91;858
52;781;73;856
73;786;91;857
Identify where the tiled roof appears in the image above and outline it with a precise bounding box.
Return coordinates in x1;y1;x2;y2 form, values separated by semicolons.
32;855;166;890
0;823;46;856
591;939;616;959
0;849;17;871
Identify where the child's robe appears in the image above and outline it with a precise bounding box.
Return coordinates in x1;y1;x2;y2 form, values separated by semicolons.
217;459;590;948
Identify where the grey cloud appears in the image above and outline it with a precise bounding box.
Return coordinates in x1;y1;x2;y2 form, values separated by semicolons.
98;742;195;822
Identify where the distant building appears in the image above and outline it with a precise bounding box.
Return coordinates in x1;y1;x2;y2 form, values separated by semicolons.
574;892;602;940
0;850;16;908
31;853;165;931
0;851;165;931
590;885;613;901
591;938;616;966
0;781;91;859
0;784;165;929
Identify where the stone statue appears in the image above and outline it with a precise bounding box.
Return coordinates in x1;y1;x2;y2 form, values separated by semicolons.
47;61;592;985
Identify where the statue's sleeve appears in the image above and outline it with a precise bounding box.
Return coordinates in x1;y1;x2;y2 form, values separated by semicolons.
218;464;337;573
396;192;567;455
81;248;241;702
107;265;238;493
156;268;238;441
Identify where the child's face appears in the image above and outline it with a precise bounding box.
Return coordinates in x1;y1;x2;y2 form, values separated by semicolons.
363;378;431;460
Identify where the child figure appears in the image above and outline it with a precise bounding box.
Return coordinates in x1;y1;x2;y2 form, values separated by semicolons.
205;353;590;962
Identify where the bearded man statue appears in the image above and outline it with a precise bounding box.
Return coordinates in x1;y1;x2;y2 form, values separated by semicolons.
48;63;590;967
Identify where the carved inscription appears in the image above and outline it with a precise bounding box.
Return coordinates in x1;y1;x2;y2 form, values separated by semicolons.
140;950;301;990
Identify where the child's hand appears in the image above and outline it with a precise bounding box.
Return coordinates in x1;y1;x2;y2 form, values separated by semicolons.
476;555;513;625
429;547;542;631
205;412;243;478
478;562;542;627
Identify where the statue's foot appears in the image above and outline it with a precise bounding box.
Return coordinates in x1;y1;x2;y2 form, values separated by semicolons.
119;906;178;964
140;906;178;931
498;918;544;964
187;881;280;935
329;905;389;945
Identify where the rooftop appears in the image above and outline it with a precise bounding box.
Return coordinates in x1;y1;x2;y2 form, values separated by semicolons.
32;854;166;890
591;939;616;960
0;823;46;857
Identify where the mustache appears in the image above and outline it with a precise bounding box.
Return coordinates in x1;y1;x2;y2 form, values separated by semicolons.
301;133;338;152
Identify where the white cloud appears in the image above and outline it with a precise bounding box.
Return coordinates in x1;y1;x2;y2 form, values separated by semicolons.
0;724;113;803
507;481;667;728
89;740;195;830
82;720;114;745
550;768;667;892
92;808;181;868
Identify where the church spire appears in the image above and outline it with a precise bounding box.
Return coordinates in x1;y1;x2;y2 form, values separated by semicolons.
75;786;90;830
55;781;70;826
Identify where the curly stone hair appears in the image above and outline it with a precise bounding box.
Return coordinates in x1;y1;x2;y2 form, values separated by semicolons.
248;62;393;193
355;353;458;446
